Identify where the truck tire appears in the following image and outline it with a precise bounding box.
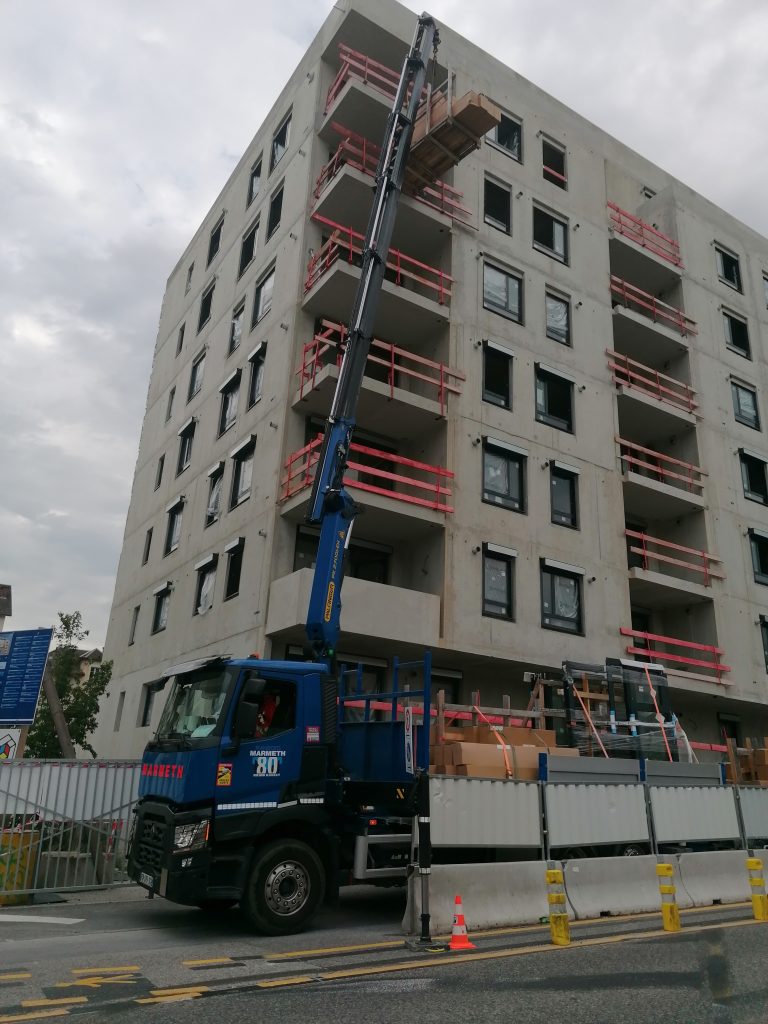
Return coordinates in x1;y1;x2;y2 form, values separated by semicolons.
240;839;325;935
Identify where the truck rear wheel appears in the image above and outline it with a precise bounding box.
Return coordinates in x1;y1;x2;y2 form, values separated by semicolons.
240;839;325;935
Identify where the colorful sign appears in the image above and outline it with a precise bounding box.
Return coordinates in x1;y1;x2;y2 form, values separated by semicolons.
0;628;53;725
0;730;20;760
216;762;233;787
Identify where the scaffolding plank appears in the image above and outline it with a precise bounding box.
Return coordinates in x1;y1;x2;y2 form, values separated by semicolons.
408;91;500;184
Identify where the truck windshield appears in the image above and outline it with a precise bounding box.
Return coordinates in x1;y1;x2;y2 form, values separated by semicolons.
156;666;235;741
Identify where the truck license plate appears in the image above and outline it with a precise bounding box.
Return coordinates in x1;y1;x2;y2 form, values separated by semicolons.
139;871;155;890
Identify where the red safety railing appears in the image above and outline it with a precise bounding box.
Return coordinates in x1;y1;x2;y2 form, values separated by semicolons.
610;276;697;336
325;44;406;112
297;318;464;416
608;202;683;267
619;627;731;683
543;164;568;188
305;213;453;305
281;435;454;513
607;350;698;414
625;529;725;587
314;123;472;224
616;437;706;494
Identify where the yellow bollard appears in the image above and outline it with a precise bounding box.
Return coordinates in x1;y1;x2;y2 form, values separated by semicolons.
746;857;768;921
656;861;681;932
545;865;570;946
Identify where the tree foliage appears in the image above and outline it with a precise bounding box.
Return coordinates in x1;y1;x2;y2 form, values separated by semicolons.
25;612;112;759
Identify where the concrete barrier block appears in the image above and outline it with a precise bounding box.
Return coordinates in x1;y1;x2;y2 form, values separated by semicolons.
564;855;692;919
677;850;751;907
402;861;561;935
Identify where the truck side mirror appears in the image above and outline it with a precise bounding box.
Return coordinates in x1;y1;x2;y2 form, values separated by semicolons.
234;701;259;739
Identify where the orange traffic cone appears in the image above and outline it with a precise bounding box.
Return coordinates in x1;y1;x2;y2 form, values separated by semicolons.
449;894;476;951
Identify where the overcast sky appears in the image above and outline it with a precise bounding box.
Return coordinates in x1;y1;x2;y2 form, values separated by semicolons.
1;0;767;649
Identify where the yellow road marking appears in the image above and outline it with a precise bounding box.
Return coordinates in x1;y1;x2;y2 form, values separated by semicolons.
0;976;32;983
54;976;137;990
268;939;402;960
20;1000;86;1009
147;987;210;996
135;994;204;1005
0;1011;69;1023
256;975;315;989
183;958;234;966
70;967;139;975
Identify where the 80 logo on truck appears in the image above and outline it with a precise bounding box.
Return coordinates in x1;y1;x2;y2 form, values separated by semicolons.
251;749;286;777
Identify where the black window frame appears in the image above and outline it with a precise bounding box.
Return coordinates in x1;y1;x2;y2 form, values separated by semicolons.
197;281;215;333
533;206;569;264
270;112;291;173
542;138;567;189
224;539;245;601
165;385;175;423
205;467;224;528
251;266;275;327
128;605;140;647
723;309;750;359
154;454;165;491
483;261;522;322
206;214;224;267
486;111;522;162
482;441;526;513
760;616;768;672
238;220;258;278
545;291;571;346
749;530;768;586
164;502;184;556
175;322;185;356
218;372;241;437
482;545;515;621
247;156;262;207
230;440;255;509
267;183;284;240
247;344;267;407
483;177;511;233
740;451;768;505
550;465;579;528
715;245;742;292
535;366;574;433
151;588;171;634
541;562;584;634
229;300;245;355
142;527;153;566
184;263;194;295
482;341;513;409
139;681;164;728
188;351;206;401
193;558;218;617
176;421;195;476
763;274;768;309
731;380;760;430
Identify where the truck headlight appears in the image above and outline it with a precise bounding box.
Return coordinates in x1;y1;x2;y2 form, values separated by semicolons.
173;820;209;851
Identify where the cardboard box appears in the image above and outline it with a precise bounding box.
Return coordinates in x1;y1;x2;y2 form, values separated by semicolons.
429;725;468;745
752;749;768;767
507;745;542;781
448;742;510;768
454;764;508;779
548;745;580;758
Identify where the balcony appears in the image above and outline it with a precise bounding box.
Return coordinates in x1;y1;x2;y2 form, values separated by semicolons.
609;349;697;443
608;202;683;295
303;215;452;347
625;529;724;607
294;319;463;437
610;275;696;341
617;437;707;518
280;435;453;539
266;567;441;650
619;627;731;687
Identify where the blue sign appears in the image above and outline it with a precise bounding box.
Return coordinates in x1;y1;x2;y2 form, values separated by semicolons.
0;628;53;724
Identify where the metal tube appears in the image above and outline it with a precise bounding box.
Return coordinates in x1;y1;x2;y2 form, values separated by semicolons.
416;770;432;942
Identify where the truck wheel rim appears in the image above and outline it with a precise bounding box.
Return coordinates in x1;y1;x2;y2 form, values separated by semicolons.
264;860;310;916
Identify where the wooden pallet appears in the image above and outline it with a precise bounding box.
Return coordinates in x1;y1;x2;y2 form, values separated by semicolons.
407;91;500;186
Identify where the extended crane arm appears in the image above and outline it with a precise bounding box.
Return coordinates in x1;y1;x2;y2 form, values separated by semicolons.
304;13;439;662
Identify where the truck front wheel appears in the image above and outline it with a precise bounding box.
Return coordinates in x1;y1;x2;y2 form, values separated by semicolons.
240;840;325;935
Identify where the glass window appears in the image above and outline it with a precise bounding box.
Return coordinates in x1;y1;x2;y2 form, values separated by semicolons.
483;548;515;619
248;345;267;407
732;381;760;429
270;113;291;173
188;352;205;401
142;527;153;565
543;139;567;188
535;366;574;432
483;262;522;321
224;541;244;600
194;562;217;616
113;692;125;731
207;215;224;266
205;470;223;527
128;606;140;647
231;446;255;507
763;274;768;309
237;674;296;739
219;376;240;436
483;443;525;512
238;221;258;278
154;454;165;491
723;311;750;358
177;421;195;475
184;263;194;295
267;184;283;239
486;112;521;161
165;386;175;423
484;178;511;233
252;268;275;326
716;246;742;292
293;526;389;584
551;466;578;528
483;343;512;408
761;616;768;672
164;505;183;555
546;292;570;345
741;452;768;504
750;531;768;585
197;282;215;332
176;322;185;356
541;564;583;633
247;157;262;207
139;682;163;728
229;302;245;355
152;590;170;634
533;207;568;263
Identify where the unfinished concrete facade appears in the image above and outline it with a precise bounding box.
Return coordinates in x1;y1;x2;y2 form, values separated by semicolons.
92;0;768;758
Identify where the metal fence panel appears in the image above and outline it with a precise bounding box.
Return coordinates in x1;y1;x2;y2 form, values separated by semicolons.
429;776;541;848
0;760;141;896
738;787;768;843
546;783;649;849
650;785;741;844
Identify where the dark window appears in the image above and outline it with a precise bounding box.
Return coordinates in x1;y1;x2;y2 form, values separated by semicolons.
194;560;217;616
229;301;245;354
185;263;194;295
152;589;170;634
142;527;153;565
541;563;583;633
270;113;291;173
154;454;165;491
252;267;275;326
165;386;175;423
231;442;255;508
543;139;567;188
177;421;195;475
218;373;241;436
139;682;163;728
247;157;262;207
482;342;512;408
267;185;283;239
716;246;742;291
551;466;578;528
293;526;389;584
197;282;215;332
750;531;768;585
224;540;244;600
164;504;183;555
114;692;125;730
763;274;768;308
237;674;296;738
483;546;515;619
533;207;568;263
732;381;760;429
188;352;205;401
546;292;570;345
535;366;574;432
483;262;522;321
486;112;522;161
207;215;224;266
128;605;140;647
741;452;768;504
723;311;750;358
483;442;525;512
238;221;258;278
248;344;267;407
176;322;185;356
205;469;223;527
761;616;768;672
484;178;511;233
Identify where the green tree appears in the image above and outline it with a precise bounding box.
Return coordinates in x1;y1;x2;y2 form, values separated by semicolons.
25;612;112;759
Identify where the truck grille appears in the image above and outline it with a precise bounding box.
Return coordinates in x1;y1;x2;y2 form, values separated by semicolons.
133;812;167;873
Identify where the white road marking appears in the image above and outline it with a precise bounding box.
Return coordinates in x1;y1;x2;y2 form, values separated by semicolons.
0;914;84;924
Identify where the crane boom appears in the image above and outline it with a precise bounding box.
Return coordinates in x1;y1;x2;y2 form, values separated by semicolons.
304;13;439;662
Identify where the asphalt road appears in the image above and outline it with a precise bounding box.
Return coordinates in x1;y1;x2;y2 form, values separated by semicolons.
1;888;766;1024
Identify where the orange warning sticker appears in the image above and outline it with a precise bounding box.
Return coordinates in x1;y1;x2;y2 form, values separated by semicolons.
216;762;233;787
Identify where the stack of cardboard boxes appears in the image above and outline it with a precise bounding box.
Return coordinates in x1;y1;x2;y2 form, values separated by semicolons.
725;739;768;786
430;724;579;780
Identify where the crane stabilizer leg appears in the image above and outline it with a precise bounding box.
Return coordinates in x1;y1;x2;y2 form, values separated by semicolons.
304;14;439;662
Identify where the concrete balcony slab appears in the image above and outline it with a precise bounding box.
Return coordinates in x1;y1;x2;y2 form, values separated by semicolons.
627;567;714;608
621;470;706;519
